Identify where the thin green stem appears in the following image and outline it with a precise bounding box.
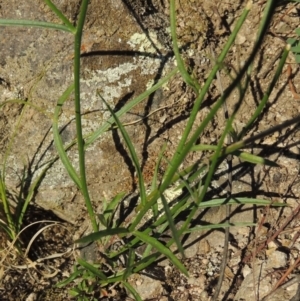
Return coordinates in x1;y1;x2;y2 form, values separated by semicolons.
169;0;199;94
0;178;15;238
74;0;98;232
0;19;73;33
169;2;251;162
43;0;75;32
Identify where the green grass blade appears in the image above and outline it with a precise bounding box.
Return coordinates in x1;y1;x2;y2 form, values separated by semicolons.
133;230;188;276
160;193;185;259
103;192;125;226
15;162;53;233
52;84;82;189
43;0;75;32
174;163;208;191
0;18;73;33
224;115;300;156
170;0;199;93
191;144;279;167
0;221;14;240
99;94;147;207
56;269;82;288
77;258;107;280
169;1;251;159
151;143;166;191
0;177;15;237
73;0;98;232
122;249;136;281
232;150;279;166
197;198;285;208
150;143;167;219
122;281;143;301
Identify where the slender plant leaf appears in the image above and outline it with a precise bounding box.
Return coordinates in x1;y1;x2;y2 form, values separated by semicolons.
43;0;75;31
151;144;167;219
56;268;82;288
191;144;279;166
103;192;125;226
0;177;15;235
77;258;107;280
0;18;73;32
99;94;147;207
15;160;53;233
175;162;208;191
197;198;285;208
160;193;185;259
52;84;82;189
69;288;81;297
73;0;98;232
122;281;143;301
232;150;279;166
170;0;199;93
0;221;14;240
122;249;136;281
98;214;108;228
133;230;188;276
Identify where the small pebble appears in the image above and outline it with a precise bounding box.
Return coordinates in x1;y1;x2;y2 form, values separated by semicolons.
267;250;288;269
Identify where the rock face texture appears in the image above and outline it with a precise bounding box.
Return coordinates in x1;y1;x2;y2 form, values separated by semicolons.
0;0;182;223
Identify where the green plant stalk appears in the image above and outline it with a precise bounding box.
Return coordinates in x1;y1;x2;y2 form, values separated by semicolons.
129;90;232;232
238;44;290;139
15;162;54;234
237;0;277;123
150;143;167;218
169;0;200;93
73;0;98;232
236;0;286;140
0;98;32;237
109;192;274;260
167;0;282;246
173;101;234;241
160;192;185;258
164;0;272;202
53;84;82;189
122;281;142;301
169;0;279;240
100;95;147;207
136;0;276;249
169;3;251;162
43;0;75;31
110;192;192;259
0;178;15;237
130;4;251;231
0;18;74;33
133;230;188;275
